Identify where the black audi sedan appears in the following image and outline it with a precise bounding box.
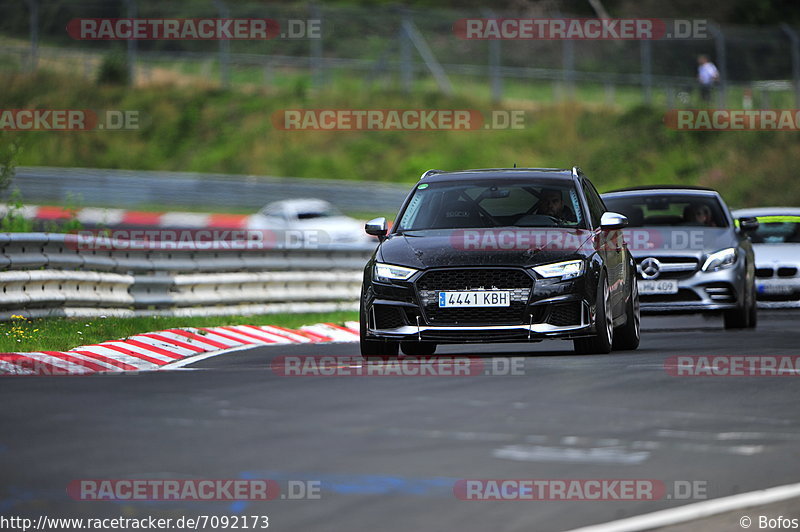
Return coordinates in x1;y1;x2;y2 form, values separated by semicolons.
359;167;640;357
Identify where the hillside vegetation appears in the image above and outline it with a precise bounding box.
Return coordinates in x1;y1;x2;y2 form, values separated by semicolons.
3;72;800;208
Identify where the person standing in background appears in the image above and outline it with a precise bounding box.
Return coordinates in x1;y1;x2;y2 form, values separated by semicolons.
697;54;720;104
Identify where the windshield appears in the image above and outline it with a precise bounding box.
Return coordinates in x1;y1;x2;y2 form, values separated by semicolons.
603;194;729;228
396;180;586;231
750;215;800;243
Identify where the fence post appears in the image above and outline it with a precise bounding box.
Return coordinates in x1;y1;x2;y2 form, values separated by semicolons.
562;38;575;100
26;0;38;72
123;0;137;86
484;9;502;103
640;39;653;104
212;0;231;88
399;8;413;92
310;2;323;89
708;23;727;108
781;24;800;109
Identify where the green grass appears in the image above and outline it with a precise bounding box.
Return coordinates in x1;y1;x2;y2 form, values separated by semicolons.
0;311;358;353
3;71;800;209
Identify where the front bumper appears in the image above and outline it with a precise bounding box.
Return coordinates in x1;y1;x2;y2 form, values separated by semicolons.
638;265;743;314
365;266;595;343
367;305;592;343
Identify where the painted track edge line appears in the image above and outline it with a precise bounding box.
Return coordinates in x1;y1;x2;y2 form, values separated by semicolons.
565;481;800;532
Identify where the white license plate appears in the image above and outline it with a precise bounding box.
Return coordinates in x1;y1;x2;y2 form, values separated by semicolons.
757;283;794;295
438;291;510;308
638;280;678;295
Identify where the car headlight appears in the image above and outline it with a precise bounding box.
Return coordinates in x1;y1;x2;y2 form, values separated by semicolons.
532;260;585;280
702;248;738;272
374;263;418;281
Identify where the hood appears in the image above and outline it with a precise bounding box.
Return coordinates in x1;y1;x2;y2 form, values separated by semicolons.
377;228;596;269
623;226;737;261
752;243;800;266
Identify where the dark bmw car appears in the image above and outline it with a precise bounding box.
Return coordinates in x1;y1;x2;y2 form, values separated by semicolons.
602;186;758;329
359;167;640;357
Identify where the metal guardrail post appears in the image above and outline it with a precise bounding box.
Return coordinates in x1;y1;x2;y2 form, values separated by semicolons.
562;37;575;100
484;9;502;104
708;23;727;108
399;8;413;93
123;0;137;86
26;0;38;72
310;2;323;89
781;25;800;109
212;0;231;88
640;39;653;105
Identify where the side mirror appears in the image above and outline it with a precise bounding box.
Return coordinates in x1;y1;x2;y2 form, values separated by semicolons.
600;212;628;230
738;216;759;234
365;217;388;239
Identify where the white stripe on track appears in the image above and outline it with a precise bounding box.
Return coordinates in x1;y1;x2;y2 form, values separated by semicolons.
566;481;800;532
229;326;296;344
125;335;200;358
99;341;182;364
74;345;162;369
259;326;311;343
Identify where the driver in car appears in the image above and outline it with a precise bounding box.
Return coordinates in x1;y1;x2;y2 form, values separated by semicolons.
536;188;576;222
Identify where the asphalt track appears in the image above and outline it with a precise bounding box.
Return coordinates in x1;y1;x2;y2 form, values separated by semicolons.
1;311;799;532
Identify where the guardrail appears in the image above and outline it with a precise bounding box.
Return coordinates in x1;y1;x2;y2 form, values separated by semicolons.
0;233;373;320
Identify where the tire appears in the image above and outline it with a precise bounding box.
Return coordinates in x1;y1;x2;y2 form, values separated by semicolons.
747;284;758;329
613;277;640;351
723;283;752;330
574;273;614;355
401;341;437;356
359;301;399;358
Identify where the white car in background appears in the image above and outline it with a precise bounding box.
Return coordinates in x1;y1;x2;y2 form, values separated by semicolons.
733;207;800;307
248;198;375;248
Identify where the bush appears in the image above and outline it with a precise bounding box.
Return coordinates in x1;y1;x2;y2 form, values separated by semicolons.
96;51;129;86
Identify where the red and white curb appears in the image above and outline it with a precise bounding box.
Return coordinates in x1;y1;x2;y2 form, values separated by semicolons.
0;321;360;376
1;204;250;229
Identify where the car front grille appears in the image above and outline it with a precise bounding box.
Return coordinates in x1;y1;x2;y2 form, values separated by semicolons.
756;267;774;278
636;256;699;280
546;302;582;326
778;267;798;277
373;305;406;329
416;268;533;325
704;283;736;303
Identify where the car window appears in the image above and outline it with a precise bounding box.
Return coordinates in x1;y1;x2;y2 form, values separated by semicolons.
602;194;729;228
582;179;606;228
396;180;586;231
750;216;800;243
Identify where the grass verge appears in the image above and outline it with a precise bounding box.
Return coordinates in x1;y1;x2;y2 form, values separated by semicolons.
0;311;359;353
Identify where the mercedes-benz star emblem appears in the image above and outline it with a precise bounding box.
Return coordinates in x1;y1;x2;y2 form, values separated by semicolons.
640;257;662;279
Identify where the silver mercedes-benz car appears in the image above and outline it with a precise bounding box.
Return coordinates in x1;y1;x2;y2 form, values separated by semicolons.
602;186;759;329
731;207;800;308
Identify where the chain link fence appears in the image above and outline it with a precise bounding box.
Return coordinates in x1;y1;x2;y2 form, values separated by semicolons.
0;1;798;108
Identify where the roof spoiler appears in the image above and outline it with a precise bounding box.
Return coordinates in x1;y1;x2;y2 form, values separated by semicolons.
420;169;445;179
